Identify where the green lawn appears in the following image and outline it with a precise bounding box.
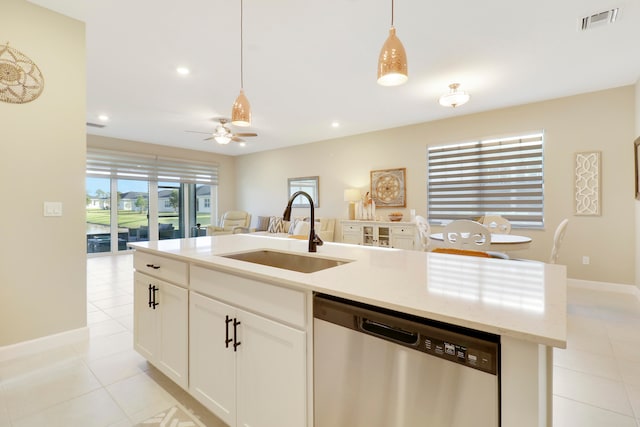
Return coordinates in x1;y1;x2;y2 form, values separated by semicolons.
86;209;212;230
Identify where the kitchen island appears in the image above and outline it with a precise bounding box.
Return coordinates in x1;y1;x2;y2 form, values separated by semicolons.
131;233;567;427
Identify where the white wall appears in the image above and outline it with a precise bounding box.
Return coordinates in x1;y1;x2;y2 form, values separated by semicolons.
0;1;86;345
237;86;635;285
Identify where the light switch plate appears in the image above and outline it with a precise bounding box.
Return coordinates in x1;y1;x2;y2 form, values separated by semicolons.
44;201;63;217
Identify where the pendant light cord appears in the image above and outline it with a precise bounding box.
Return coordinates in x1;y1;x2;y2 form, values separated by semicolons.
240;0;244;90
391;0;394;27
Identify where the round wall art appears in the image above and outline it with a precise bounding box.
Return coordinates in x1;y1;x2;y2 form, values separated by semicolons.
0;42;45;104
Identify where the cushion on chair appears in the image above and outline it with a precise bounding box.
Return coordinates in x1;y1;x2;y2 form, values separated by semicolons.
256;216;270;231
267;216;286;233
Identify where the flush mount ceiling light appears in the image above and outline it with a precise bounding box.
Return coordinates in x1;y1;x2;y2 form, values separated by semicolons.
377;0;408;87
231;0;251;126
439;83;470;108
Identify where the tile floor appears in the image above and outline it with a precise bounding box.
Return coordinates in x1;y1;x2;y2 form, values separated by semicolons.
0;253;639;426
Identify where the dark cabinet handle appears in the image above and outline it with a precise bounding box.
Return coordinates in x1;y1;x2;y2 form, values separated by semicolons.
150;285;159;309
146;263;160;270
148;284;153;308
225;315;233;348
233;318;241;351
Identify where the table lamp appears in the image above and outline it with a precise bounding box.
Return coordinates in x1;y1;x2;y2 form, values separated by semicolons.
344;189;360;220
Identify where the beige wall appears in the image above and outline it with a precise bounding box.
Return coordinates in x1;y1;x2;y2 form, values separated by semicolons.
237;86;635;285
635;79;640;287
0;1;86;345
87;135;237;220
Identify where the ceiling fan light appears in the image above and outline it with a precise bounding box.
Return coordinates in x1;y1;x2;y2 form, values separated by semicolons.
214;134;232;144
377;27;408;86
231;89;251;127
439;83;470;108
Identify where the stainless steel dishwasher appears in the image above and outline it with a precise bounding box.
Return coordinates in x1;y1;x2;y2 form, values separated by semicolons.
313;293;500;427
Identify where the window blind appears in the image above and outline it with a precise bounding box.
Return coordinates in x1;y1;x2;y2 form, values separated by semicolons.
427;132;544;228
86;148;219;185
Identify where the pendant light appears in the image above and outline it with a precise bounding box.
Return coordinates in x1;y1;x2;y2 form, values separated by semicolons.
439;83;470;108
231;0;251;126
377;0;408;86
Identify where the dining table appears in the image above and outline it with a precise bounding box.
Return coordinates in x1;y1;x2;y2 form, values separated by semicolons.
429;232;532;251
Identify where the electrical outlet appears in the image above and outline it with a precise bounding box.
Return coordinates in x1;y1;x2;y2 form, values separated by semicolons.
582;256;590;265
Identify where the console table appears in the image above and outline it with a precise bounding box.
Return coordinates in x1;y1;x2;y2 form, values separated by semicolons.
340;220;417;250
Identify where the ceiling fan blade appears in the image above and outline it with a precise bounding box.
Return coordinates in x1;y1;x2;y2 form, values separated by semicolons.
235;132;257;137
231;136;245;142
185;130;212;135
203;137;214;141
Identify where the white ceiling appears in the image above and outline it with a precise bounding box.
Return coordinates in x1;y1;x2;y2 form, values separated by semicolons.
29;0;640;156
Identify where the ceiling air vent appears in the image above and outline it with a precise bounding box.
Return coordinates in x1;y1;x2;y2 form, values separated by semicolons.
580;8;619;31
86;122;106;128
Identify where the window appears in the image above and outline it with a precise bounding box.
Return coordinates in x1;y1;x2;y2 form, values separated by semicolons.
427;132;544;228
86;149;219;253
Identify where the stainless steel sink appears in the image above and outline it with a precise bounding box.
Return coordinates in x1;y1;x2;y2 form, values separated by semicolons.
221;250;351;273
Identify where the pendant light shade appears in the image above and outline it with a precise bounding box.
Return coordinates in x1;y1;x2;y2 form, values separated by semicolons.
439;83;470;108
377;0;408;86
214;135;232;144
231;89;251;127
231;0;251;127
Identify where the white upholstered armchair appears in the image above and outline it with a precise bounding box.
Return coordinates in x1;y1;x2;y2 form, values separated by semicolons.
207;211;252;235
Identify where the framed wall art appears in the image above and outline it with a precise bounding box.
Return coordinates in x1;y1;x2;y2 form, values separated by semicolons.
370;168;406;207
574;151;601;215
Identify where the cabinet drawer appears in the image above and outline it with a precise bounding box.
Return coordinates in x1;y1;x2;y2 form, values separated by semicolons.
392;226;415;235
342;224;362;233
190;265;307;329
134;251;188;287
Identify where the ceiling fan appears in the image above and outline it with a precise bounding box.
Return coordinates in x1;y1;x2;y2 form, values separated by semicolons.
185;118;257;145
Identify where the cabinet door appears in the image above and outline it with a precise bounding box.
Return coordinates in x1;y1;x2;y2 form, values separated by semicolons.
189;292;237;426
133;272;159;361
157;282;188;389
236;309;307;427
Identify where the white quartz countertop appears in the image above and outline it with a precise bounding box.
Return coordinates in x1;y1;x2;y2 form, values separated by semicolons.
130;234;567;348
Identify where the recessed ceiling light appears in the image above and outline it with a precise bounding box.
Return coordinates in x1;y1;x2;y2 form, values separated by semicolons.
98;115;109;121
238;141;246;147
331;121;340;128
176;67;190;75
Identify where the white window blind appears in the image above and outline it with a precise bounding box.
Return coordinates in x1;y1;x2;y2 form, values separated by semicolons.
86;149;219;185
427;132;544;228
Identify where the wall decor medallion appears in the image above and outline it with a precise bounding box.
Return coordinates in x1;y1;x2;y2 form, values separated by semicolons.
0;42;45;104
371;168;406;207
574;151;601;216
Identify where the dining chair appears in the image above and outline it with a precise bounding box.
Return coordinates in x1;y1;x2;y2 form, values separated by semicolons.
442;220;491;250
549;218;569;264
414;215;431;251
481;215;512;234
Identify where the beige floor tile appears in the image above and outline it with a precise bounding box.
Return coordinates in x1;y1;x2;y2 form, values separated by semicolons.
553;347;621;381
105;372;176;420
11;388;128;427
75;330;134;362
87;348;148;386
1;358;102;421
554;366;634;416
553;395;637;427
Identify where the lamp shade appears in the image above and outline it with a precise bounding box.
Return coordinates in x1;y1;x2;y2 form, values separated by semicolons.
377;27;408;86
344;188;361;202
439;83;470;108
231;89;251;126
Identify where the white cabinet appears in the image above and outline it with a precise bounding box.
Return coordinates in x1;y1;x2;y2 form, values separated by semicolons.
134;271;188;389
341;220;416;249
189;266;307;427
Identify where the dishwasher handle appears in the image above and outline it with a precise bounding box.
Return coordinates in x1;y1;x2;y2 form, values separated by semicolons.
360;317;419;345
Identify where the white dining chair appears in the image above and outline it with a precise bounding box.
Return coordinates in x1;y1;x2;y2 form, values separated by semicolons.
414;215;431;251
549;218;569;264
481;215;512;234
442;220;491;250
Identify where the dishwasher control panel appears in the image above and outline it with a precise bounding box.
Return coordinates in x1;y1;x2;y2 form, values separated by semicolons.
424;336;495;374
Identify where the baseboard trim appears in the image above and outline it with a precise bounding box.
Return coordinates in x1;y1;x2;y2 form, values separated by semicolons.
568;278;640;299
0;327;89;363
